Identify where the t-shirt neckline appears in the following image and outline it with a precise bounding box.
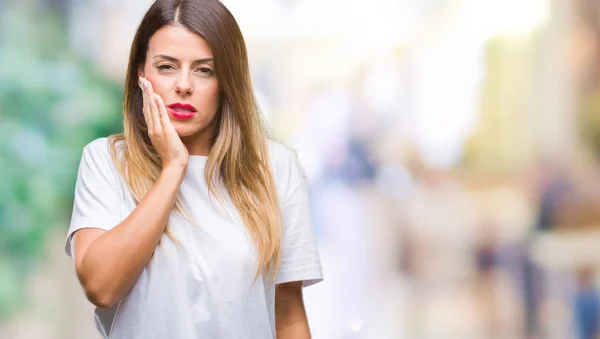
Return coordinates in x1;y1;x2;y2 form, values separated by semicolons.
188;155;208;168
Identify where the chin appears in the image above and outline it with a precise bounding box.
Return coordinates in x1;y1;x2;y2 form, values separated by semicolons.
173;124;205;138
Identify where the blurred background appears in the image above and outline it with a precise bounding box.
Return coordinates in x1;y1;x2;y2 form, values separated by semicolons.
3;0;600;338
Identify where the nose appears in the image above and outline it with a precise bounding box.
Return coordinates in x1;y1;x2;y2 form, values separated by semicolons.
175;74;193;96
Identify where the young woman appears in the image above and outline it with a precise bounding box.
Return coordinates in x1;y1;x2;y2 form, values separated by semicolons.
64;0;323;338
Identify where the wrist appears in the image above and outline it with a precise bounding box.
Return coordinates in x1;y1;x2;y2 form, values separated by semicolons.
160;165;187;180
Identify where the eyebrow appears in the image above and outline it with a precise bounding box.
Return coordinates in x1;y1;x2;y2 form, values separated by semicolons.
153;54;214;64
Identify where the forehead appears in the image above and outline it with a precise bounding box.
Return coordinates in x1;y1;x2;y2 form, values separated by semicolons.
147;24;213;59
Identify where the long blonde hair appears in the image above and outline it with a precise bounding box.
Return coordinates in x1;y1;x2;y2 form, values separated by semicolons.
108;0;282;281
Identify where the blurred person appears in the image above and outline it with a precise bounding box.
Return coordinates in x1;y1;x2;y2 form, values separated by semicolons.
523;161;569;338
524;160;587;339
63;1;323;338
402;159;484;338
574;268;600;339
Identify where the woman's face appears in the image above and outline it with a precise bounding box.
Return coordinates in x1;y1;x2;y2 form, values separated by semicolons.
139;25;220;143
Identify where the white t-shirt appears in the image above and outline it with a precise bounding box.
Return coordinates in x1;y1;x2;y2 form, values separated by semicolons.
64;137;323;339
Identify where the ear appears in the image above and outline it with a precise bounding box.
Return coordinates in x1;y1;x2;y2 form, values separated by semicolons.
138;64;145;78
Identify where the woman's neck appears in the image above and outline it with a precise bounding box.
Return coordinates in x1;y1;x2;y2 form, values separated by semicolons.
181;133;212;156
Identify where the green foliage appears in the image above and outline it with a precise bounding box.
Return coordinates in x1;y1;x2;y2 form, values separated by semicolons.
0;3;123;319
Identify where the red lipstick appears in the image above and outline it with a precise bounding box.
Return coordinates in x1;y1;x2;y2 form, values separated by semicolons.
167;103;197;120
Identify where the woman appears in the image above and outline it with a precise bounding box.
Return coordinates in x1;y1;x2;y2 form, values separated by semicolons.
64;0;323;338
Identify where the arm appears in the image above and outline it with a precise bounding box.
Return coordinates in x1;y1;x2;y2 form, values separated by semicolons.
72;77;189;309
275;281;311;339
72;166;184;309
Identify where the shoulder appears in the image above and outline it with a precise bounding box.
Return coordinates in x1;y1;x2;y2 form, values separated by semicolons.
80;137;111;161
267;139;295;166
267;139;307;194
79;136;123;175
84;137;110;153
267;139;306;174
82;136;125;160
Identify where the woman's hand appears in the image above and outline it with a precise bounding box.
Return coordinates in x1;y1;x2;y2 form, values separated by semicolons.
139;77;189;171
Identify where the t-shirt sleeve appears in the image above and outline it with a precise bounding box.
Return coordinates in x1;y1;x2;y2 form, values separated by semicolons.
275;148;324;287
64;139;122;258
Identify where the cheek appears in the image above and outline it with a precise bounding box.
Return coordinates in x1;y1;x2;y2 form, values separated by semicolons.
143;64;174;97
198;82;221;110
209;86;221;108
145;76;171;97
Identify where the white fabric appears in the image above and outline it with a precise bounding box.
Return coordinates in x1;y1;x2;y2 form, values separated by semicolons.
65;137;323;339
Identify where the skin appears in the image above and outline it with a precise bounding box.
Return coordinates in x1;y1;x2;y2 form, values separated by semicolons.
138;24;220;157
72;24;310;337
275;281;312;338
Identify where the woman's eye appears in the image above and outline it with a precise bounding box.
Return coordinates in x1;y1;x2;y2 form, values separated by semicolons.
197;67;214;75
157;65;174;71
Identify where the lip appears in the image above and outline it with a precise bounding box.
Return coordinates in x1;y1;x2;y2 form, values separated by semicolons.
167;103;197;120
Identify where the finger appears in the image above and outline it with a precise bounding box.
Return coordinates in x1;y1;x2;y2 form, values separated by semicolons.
139;77;153;131
154;93;173;130
143;78;161;130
